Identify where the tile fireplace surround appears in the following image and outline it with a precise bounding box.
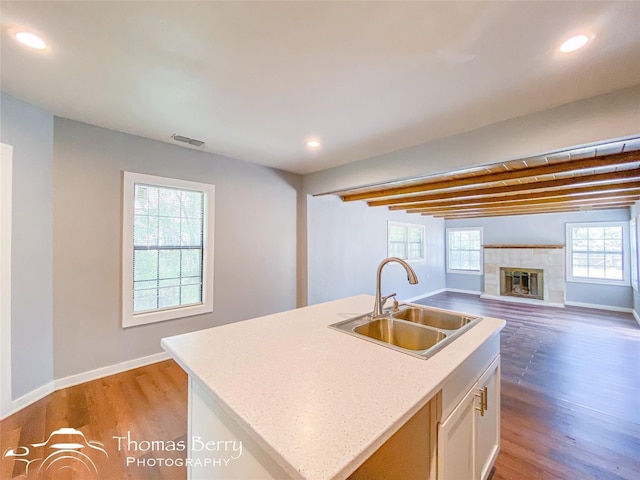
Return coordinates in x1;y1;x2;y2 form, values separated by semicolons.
482;245;565;307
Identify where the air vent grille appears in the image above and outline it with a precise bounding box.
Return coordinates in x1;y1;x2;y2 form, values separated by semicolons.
171;134;205;148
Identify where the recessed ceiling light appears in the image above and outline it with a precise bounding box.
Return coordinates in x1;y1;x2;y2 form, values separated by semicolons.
306;139;321;149
559;34;590;53
15;31;47;50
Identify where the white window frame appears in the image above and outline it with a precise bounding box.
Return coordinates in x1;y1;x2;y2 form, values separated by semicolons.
446;227;484;275
631;217;638;291
387;221;426;263
565;221;630;286
635;216;640;290
122;172;215;328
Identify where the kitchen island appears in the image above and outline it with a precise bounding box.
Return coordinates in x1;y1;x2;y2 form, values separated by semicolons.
161;294;505;480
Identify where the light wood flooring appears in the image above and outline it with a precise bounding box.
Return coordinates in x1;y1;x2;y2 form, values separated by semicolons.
1;292;639;479
1;361;188;480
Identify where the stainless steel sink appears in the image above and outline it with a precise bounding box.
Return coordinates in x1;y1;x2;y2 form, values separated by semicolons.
392;307;477;330
354;317;446;351
329;304;481;359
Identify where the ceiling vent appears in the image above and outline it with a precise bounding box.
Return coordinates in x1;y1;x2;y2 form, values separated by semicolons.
171;134;205;147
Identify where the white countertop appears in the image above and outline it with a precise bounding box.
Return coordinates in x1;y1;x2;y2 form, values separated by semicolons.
161;295;505;480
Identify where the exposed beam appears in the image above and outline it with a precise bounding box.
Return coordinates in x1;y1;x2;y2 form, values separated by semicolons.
428;202;635;219
342;150;640;202
396;181;640;211
409;199;639;216
368;169;640;207
416;200;639;218
432;202;633;219
403;190;640;213
425;198;638;215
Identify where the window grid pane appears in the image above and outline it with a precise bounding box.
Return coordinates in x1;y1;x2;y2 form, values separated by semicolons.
448;229;481;271
133;183;205;313
388;223;424;261
571;225;623;281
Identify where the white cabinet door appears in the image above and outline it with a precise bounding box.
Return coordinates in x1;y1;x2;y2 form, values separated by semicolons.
438;354;501;480
437;387;476;480
475;356;501;480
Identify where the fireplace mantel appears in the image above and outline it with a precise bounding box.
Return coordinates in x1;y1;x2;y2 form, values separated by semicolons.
483;245;564;249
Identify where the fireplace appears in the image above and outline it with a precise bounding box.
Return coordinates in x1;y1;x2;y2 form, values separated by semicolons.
500;268;543;300
482;245;565;307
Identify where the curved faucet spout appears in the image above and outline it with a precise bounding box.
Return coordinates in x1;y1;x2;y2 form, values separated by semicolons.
373;257;419;317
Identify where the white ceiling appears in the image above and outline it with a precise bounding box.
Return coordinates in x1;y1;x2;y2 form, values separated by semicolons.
1;1;639;175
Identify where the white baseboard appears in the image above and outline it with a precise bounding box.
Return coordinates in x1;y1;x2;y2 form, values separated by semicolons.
446;288;483;295
1;351;170;420
54;351;170;390
400;289;635;318
2;381;55;420
404;288;482;303
480;293;565;308
402;288;446;303
565;301;634;314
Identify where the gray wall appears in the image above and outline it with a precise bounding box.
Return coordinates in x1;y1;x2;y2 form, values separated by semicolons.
307;195;445;306
0;92;54;399
53;118;300;379
445;209;633;309
303;85;640;195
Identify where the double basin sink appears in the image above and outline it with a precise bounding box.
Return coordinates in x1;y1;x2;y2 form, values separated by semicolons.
329;304;481;359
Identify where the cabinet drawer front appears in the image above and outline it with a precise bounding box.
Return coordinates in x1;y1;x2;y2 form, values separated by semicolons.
441;333;500;420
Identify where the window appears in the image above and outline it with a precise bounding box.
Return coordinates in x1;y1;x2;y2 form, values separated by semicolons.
122;172;215;327
447;227;483;274
566;222;629;286
388;222;425;262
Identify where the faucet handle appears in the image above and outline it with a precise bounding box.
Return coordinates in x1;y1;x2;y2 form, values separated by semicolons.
381;293;397;311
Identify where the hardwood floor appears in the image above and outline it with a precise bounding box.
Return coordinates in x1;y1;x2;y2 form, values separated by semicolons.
1;360;188;480
1;292;639;479
415;292;640;480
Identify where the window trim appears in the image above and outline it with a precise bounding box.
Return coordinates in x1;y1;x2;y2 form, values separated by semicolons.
565;221;630;287
631;217;638;292
387;221;426;263
122;172;215;328
446;227;484;275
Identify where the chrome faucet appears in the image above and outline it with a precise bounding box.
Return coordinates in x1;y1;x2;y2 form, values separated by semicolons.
372;257;419;317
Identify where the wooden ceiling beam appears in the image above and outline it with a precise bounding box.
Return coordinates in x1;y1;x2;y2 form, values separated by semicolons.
421;197;640;216
428;202;635;219
368;169;640;207
403;189;640;213
396;181;640;211
342;150;640;202
416;198;639;216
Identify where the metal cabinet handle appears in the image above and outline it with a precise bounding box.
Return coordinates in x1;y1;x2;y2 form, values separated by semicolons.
475;386;488;416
